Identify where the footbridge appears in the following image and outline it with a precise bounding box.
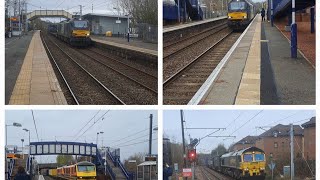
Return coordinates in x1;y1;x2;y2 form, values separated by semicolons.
26;10;73;20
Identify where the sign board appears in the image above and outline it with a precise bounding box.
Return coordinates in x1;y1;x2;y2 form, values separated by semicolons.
7;153;22;159
182;168;192;177
174;163;178;172
268;162;276;170
116;20;121;24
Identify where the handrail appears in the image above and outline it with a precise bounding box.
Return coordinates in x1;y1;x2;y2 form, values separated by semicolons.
97;149;116;180
117;158;130;179
107;150;117;166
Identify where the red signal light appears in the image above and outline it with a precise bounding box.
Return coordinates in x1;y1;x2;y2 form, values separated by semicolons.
188;149;196;162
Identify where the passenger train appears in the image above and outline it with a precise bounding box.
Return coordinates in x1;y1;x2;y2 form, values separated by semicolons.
49;161;97;180
209;147;266;179
227;0;256;29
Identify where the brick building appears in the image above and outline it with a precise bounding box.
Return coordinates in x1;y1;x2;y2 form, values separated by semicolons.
230;136;258;151
301;117;316;160
255;124;304;161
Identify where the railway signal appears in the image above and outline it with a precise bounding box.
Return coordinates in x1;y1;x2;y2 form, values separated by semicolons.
188;149;197;162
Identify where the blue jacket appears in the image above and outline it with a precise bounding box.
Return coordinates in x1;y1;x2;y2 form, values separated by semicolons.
14;173;31;180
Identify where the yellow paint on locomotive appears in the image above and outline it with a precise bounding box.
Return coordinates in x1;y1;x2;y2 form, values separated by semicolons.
72;30;90;37
240;152;266;177
228;12;248;20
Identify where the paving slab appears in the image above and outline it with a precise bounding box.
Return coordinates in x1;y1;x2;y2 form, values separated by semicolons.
8;30;67;105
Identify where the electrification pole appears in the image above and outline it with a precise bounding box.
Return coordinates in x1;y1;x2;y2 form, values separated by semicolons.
149;114;153;156
290;123;294;180
180;110;187;170
79;5;82;20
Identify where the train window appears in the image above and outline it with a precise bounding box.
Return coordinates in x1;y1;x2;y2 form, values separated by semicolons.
243;154;253;162
229;2;246;10
254;154;265;162
78;165;95;172
74;21;88;28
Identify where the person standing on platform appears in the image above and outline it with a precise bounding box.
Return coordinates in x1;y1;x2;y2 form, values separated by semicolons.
261;8;266;21
14;166;31;180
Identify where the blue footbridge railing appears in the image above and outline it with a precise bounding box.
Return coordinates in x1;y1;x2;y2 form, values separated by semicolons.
97;149;116;180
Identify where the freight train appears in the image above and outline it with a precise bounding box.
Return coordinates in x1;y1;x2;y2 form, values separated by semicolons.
54;18;91;46
209;147;266;179
48;161;97;180
227;0;256;29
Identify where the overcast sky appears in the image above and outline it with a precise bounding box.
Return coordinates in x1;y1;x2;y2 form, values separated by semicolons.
164;110;315;154
6;110;158;163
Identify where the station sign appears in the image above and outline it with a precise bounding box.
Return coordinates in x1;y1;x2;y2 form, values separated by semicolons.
116;20;121;24
182;168;192;177
145;156;157;161
7;153;22;159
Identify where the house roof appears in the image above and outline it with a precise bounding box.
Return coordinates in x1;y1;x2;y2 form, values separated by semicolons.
259;124;303;137
301;117;316;128
235;136;258;145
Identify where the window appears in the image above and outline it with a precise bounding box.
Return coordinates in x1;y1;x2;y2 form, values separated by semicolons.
274;142;278;148
243;154;253;162
73;21;88;28
77;165;95;172
229;2;246;10
255;154;265;162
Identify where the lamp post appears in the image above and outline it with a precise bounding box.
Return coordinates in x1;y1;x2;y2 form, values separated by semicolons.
96;132;100;145
113;7;120;37
125;14;130;42
23;128;30;174
5;122;22;180
100;131;104;148
21;139;24;159
291;0;297;58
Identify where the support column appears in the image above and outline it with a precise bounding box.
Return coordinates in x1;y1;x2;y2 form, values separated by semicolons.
291;0;297;58
310;7;315;34
270;0;274;27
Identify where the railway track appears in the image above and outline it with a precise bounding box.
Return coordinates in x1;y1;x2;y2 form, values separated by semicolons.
163;31;241;105
163;22;228;58
46;33;157;104
80;48;158;93
199;166;232;180
163;25;232;82
41;33;125;105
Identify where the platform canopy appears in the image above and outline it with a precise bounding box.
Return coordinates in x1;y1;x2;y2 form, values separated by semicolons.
29;141;97;156
272;0;315;17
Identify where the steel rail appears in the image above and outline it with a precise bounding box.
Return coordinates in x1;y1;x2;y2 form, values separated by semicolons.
163;22;227;49
46;34;126;105
40;33;80;105
163;25;229;60
78;49;158;94
163;31;233;88
89;48;157;79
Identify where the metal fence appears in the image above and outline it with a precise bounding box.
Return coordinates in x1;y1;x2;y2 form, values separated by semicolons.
135;23;158;44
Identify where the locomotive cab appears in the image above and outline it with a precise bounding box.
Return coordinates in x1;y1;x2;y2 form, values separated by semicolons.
227;0;255;30
69;19;91;46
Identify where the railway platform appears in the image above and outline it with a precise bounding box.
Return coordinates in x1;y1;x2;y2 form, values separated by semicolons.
91;36;158;57
7;30;67;105
191;15;315;105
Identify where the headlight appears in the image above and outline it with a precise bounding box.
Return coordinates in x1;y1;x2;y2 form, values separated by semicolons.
86;33;90;36
260;167;265;170
243;15;247;19
228;16;232;19
244;168;249;171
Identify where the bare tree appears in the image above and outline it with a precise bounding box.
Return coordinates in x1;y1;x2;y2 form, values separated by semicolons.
120;0;157;25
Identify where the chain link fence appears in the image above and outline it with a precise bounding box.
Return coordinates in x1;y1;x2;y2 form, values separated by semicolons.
135;23;158;44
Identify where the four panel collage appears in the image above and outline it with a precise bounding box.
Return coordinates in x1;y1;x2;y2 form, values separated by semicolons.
3;0;316;180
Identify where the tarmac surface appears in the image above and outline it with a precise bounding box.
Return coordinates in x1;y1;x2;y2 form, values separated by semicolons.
5;32;34;104
262;22;315;105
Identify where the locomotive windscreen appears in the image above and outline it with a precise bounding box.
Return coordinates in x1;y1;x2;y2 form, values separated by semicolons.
74;21;88;28
243;154;253;162
254;154;265;161
77;165;95;172
229;2;246;10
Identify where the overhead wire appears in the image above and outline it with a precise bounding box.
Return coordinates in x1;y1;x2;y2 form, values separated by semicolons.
117;138;158;148
74;111;110;141
31;110;40;141
73;110;101;138
113;131;157;147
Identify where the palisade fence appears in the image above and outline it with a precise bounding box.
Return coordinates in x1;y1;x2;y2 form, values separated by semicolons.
135;23;158;44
